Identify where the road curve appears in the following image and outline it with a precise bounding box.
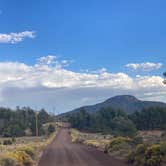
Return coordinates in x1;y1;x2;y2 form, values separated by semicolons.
38;129;128;166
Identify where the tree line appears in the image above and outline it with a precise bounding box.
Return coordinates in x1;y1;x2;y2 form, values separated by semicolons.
129;107;166;130
68;106;166;137
0;107;53;137
68;107;137;137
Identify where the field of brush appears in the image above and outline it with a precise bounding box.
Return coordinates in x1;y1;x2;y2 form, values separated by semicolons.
71;129;166;166
0;131;57;166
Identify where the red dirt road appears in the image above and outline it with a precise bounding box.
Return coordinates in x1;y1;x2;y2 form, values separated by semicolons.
38;129;128;166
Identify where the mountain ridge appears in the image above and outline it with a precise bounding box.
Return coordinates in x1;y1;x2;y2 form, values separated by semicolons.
65;95;166;115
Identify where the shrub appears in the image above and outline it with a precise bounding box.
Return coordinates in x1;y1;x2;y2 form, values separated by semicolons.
127;144;147;165
0;155;22;166
146;156;161;166
110;137;131;145
126;151;135;164
105;137;131;153
47;124;55;135
12;137;16;143
9;151;33;166
145;144;162;158
160;141;166;155
161;131;166;138
127;143;166;166
134;155;146;166
135;144;147;155
130;136;143;146
3;139;12;145
18;146;36;160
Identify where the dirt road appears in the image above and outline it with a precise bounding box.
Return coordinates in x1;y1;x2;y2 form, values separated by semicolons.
38;129;128;166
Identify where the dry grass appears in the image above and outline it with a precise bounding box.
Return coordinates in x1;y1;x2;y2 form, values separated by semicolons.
70;129;112;150
70;129;166;163
0;130;58;166
139;130;164;144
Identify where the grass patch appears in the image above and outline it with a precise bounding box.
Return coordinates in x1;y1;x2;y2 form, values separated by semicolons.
0;129;58;166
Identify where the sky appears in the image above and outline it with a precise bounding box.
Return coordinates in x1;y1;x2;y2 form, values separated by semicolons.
0;0;165;113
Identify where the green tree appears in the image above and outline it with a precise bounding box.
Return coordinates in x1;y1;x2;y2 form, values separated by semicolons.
3;124;24;137
48;124;55;134
111;116;137;137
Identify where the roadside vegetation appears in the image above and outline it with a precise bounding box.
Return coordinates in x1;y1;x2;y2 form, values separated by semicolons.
69;106;166;166
71;129;166;166
0;124;57;166
0;107;56;166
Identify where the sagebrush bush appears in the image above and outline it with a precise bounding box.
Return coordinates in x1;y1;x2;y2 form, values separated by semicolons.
135;144;147;155
126;144;147;165
127;142;166;166
0;155;22;166
104;136;132;157
9;151;33;166
18;146;36;160
134;155;146;166
145;144;161;158
146;156;162;166
3;139;12;145
160;141;166;155
109;137;131;146
126;151;135;164
106;137;131;151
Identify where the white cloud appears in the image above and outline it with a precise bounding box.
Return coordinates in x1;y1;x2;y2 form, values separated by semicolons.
37;55;71;69
0;56;165;112
125;62;162;71
0;31;35;44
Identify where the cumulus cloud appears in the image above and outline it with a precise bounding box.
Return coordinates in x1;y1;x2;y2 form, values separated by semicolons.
125;62;162;71
0;31;35;44
37;55;71;69
0;55;165;112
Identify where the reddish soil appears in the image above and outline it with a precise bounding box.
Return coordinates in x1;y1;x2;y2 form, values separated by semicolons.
38;129;128;166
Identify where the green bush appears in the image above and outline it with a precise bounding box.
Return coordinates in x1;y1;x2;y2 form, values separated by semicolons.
12;137;16;143
47;124;55;135
3;124;24;137
126;151;135;164
105;137;131;153
135;144;147;155
3;139;12;145
127;144;147;165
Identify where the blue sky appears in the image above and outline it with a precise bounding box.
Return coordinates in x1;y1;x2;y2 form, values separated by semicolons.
0;0;165;112
0;0;165;72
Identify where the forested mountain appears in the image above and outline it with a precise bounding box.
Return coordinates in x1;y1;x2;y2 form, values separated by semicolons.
67;95;166;114
63;95;166;137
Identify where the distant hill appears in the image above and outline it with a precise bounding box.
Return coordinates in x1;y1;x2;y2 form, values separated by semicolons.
65;95;166;115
